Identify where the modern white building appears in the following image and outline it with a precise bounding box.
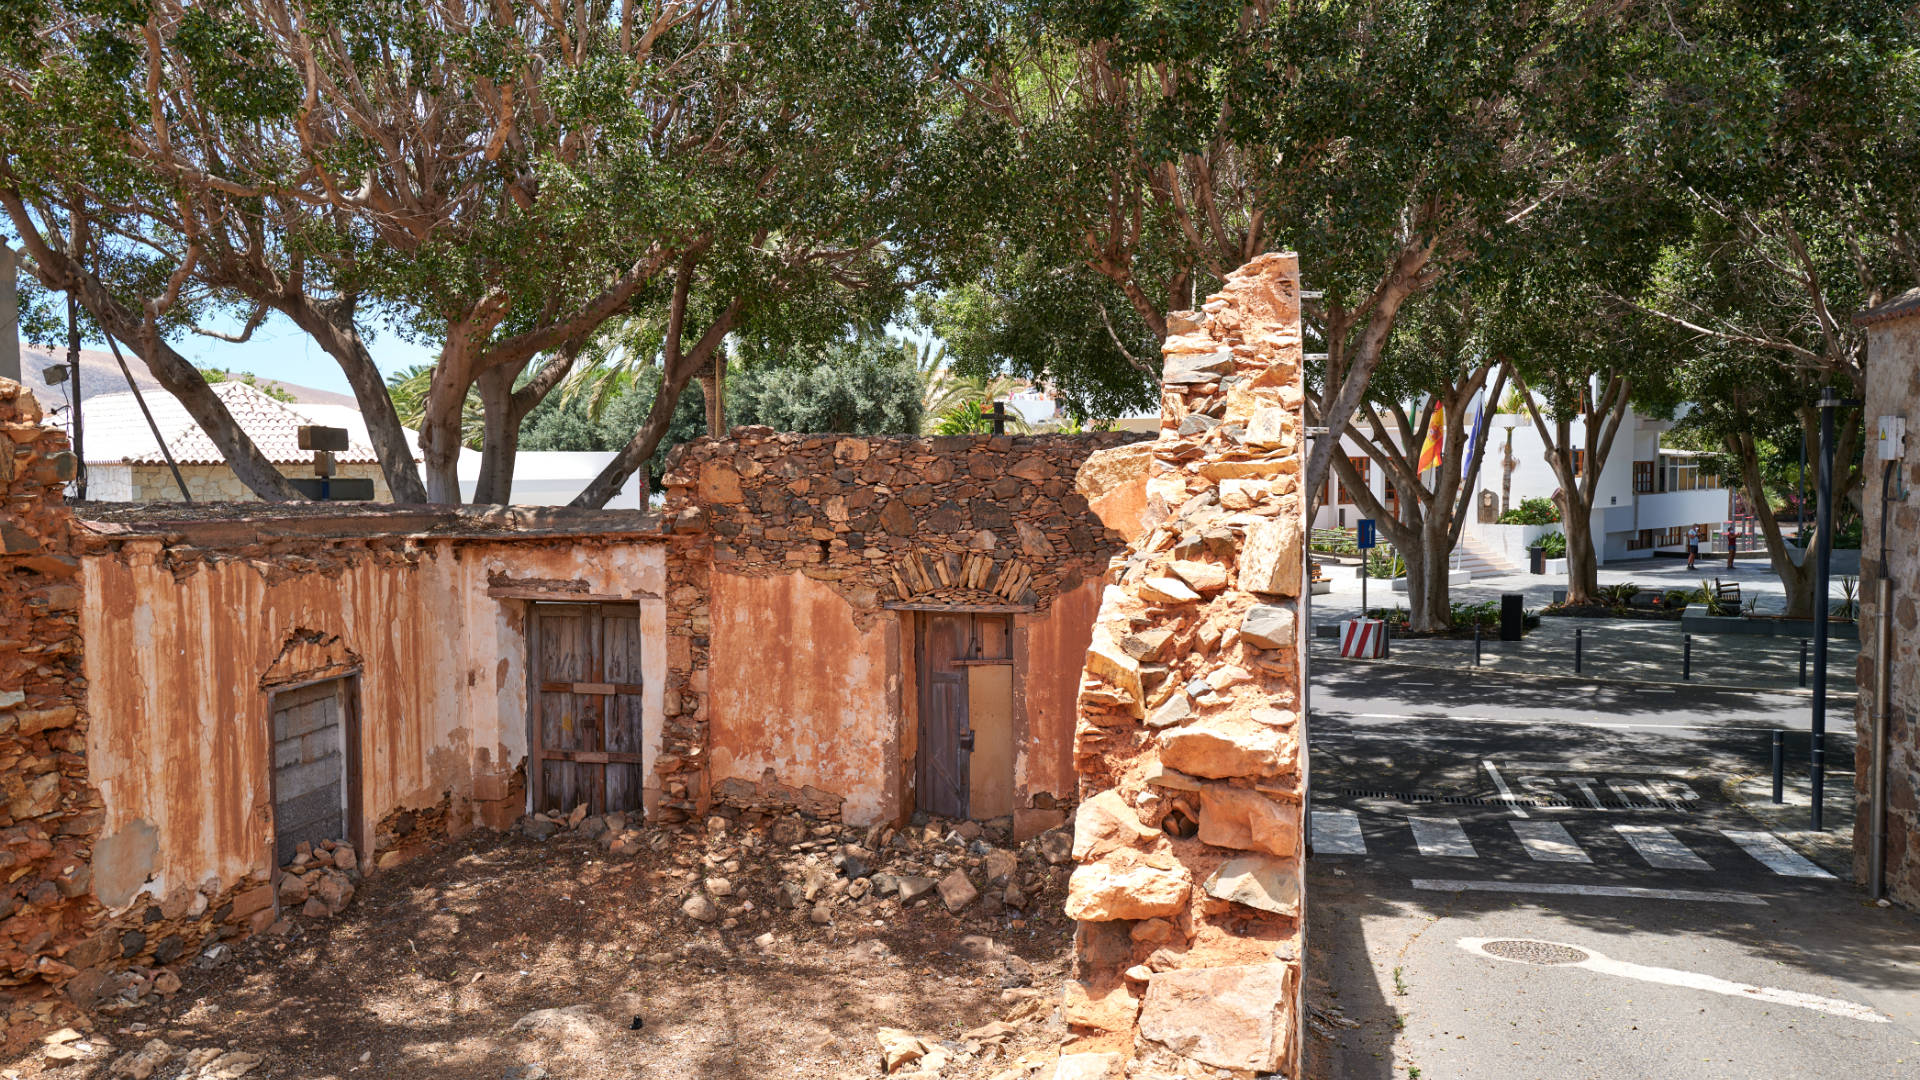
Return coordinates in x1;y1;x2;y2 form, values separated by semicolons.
1314;405;1734;570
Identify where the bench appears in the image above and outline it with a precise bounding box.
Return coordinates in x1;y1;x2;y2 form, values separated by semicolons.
1714;578;1742;607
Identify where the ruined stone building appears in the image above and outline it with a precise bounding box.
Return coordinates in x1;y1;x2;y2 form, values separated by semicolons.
0;252;1308;1080
1857;287;1920;907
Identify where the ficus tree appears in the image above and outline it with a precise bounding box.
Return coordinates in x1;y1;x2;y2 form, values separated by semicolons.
1329;290;1506;631
916;0;1647;510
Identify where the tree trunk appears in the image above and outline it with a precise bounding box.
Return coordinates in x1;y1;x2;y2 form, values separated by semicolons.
1560;494;1600;603
1412;513;1454;630
471;366;521;504
572;299;743;509
281;297;429;503
1729;431;1815;616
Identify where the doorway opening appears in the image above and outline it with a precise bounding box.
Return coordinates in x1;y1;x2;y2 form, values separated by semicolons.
526;602;647;817
268;675;363;864
913;611;1015;821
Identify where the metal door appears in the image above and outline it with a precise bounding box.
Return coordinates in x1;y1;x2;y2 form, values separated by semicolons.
528;603;646;816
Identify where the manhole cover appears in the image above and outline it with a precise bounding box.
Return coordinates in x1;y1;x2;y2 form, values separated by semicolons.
1480;939;1590;965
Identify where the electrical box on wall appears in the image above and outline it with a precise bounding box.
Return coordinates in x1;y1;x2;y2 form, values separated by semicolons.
1876;415;1906;461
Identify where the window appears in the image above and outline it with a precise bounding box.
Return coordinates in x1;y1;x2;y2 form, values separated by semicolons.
1660;455;1718;492
1632;461;1655;494
1348;456;1372;483
1627;528;1653;551
1571;449;1586;478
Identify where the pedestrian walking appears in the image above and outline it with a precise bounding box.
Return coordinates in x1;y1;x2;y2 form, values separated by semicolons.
1686;524;1701;570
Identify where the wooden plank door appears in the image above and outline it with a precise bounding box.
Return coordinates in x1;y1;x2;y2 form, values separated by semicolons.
915;613;1016;820
529;603;646;817
915;614;971;818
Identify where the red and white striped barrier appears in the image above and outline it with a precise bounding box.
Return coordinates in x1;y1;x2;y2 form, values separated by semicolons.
1339;618;1387;658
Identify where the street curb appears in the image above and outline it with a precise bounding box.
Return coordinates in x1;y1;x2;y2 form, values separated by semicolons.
1311;651;1860;701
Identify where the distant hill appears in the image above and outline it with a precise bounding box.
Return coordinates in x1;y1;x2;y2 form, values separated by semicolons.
15;339;358;413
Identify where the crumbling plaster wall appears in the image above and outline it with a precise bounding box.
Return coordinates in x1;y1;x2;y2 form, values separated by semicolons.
1062;253;1308;1079
1857;304;1920;905
707;570;903;824
663;429;1144;826
80;535;667;910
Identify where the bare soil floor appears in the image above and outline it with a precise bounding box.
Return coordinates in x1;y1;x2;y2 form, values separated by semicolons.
3;821;1073;1080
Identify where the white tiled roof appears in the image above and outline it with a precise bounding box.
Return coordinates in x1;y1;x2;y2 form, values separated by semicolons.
80;381;382;466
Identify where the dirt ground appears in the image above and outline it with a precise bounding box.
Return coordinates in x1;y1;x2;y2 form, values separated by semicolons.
3;818;1074;1080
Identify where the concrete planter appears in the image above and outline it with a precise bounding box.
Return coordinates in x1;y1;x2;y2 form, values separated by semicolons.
1390;570;1471;593
1680;605;1860;641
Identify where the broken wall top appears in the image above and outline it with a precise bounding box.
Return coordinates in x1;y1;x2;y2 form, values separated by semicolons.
663;428;1147;619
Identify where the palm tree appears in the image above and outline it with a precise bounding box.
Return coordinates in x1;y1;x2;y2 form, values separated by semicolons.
386;364;484;449
928;372;1034;434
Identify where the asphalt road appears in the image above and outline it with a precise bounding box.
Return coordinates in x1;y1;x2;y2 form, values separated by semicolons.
1304;662;1920;1080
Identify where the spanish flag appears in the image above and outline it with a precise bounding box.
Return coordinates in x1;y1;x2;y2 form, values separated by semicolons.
1417;403;1445;474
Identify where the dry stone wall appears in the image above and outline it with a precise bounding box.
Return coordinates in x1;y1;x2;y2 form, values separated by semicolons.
0;381;103;1014
1062;254;1307;1079
662;429;1145;620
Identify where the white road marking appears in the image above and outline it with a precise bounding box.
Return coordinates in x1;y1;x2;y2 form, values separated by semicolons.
1458;938;1885;1023
1482;760;1529;819
1509;821;1591;863
1312;810;1368;855
1608;780;1657;808
1414;880;1764;905
1339;712;1799;733
1500;760;1701;777
1408;816;1477;857
1614;824;1713;870
1721;829;1835;879
1566;777;1606;809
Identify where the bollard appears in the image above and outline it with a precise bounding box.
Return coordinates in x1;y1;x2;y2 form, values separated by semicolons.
1683;634;1692;681
1799;639;1809;687
1474;623;1482;667
1811;734;1826;831
1574;626;1583;674
1381;618;1391;659
1771;730;1784;804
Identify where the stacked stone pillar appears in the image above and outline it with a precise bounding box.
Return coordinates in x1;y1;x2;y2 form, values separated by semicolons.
1062;254;1307;1078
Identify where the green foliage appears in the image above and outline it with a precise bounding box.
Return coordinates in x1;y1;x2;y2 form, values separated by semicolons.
200;368;295;403
1498;498;1559;526
1311;528;1359;555
1366;549;1407;579
1535;532;1568;559
729;338;926;436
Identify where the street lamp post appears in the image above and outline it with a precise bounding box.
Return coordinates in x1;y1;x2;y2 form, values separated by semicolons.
1809;386;1854;831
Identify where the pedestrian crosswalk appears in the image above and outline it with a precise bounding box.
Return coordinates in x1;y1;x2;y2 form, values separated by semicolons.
1311;808;1835;880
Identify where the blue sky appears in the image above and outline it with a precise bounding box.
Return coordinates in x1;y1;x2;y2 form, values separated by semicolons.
174;307;440;396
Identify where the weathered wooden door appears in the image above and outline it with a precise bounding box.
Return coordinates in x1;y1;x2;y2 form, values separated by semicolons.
915;613;1013;820
528;603;646;817
270;678;356;865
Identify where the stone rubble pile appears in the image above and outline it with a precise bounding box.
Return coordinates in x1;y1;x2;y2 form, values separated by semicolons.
274;838;359;921
104;1037;263;1079
517;805;1076;942
1063;253;1308;1079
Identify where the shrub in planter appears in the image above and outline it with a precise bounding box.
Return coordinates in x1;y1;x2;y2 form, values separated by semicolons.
1533;531;1568;558
1497;497;1559;526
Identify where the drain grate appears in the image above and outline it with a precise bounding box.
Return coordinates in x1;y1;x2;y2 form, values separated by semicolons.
1482;939;1590;965
1333;786;1690;812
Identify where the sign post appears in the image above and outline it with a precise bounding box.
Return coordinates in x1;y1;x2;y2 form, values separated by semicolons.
1357;519;1376;616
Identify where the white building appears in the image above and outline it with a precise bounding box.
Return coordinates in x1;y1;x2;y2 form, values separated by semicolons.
1314;405;1734;569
